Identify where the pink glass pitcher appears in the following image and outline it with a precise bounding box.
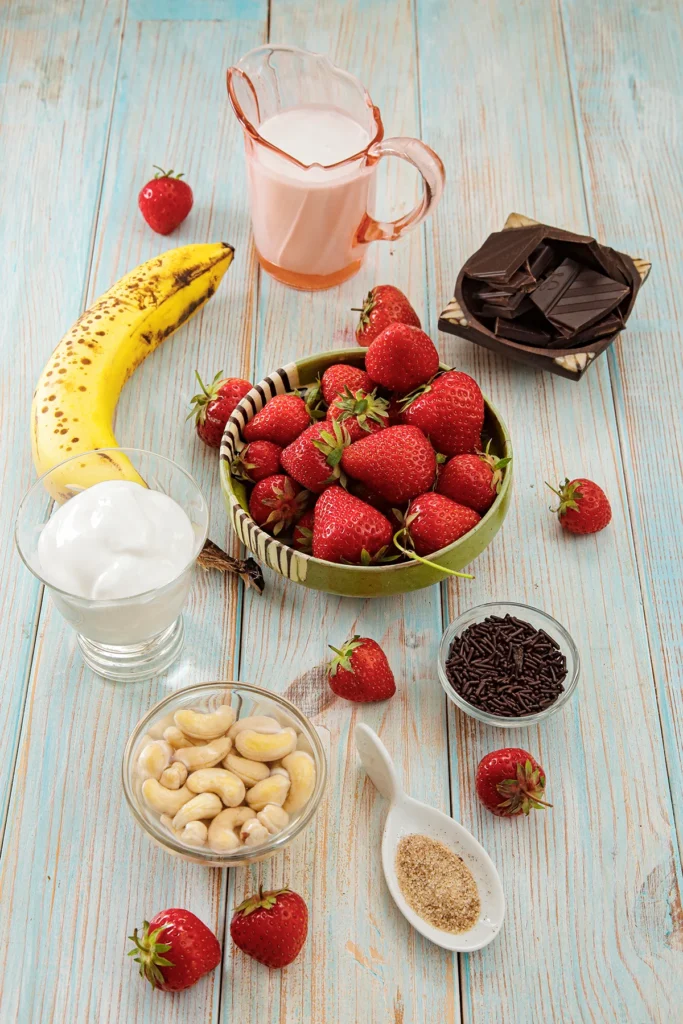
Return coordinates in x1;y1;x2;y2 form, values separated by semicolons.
227;45;445;291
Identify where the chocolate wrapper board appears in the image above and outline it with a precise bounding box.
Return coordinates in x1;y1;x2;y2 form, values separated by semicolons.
439;213;651;381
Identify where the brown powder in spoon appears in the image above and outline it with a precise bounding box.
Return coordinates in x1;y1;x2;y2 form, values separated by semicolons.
395;833;481;933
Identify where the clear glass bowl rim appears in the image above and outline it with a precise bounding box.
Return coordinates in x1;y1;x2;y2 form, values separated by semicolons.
437;600;580;728
122;681;328;863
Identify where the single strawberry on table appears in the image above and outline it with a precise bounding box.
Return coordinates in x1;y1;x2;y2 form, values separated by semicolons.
128;908;221;991
546;477;612;535
437;444;511;514
189;370;252;449
243;393;311;447
230;887;308;969
280;419;350;493
341;424;436;504
138;166;194;235
475;748;551;817
365;323;440;392
321;363;374;405
231;440;282;483
354;284;421;346
312;485;394;564
248;474;308;535
399;491;480;557
327;635;396;702
327;387;389;442
400;369;485;457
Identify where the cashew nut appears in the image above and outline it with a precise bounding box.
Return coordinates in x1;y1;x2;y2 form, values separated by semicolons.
174;704;236;741
240;818;270;847
234;727;297;762
172;735;232;771
257;804;290;835
186;767;245;807
147;712;177;740
228;715;282;740
270;766;290;780
163;725;201;750
171;792;222;831
222;753;270;787
159;762;188;790
137;740;173;781
208;807;255;853
141;779;193;816
160;815;208;848
245;773;291;811
282;751;317;814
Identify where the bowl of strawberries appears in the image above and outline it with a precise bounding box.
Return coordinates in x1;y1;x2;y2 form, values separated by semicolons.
219;319;512;597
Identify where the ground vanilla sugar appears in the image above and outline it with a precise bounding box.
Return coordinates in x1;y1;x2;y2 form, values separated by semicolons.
395;833;480;933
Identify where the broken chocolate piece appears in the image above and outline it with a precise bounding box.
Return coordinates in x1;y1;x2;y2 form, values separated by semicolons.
464;226;544;282
494;318;552;346
529;258;582;315
546;268;629;336
527;243;555;279
571;312;624;345
482;296;533;319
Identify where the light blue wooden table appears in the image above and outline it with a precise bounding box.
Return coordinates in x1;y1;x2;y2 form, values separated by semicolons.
1;1;681;1021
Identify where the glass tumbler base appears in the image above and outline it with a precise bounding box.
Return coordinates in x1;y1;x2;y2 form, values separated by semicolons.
77;617;185;681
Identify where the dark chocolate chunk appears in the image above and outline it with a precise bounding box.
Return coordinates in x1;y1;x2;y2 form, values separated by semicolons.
529;258;582;315
482;296;533;319
464;226;544;282
568;312;624;346
528;243;555;279
494;318;552;346
546;268;629;336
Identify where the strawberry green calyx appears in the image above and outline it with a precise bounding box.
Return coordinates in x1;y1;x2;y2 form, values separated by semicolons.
352;290;377;329
262;480;309;535
230;450;257;481
391;510;474;580
546;478;582;517
152;165;185;179
302;378;326;421
127;921;174;989
495;759;553;815
478;440;512;493
398;371;443;411
330;387;389;432
312;418;351;483
234;886;290;917
187;369;223;425
328;636;363;675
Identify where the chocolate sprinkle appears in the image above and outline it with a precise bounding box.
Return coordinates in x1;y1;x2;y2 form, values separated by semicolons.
445;614;567;717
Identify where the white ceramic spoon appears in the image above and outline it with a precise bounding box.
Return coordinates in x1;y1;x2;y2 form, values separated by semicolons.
355;723;505;952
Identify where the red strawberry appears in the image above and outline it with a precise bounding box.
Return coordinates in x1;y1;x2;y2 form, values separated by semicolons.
354;284;421;346
280;420;350;493
312;485;393;564
231;440;282;482
292;508;315;552
327;387;389;442
365;323;440;392
437;445;511;513
401;369;485;457
243;394;311;447
138;167;194;235
327;635;396;702
321;364;374;405
230;887;308;969
248;474;308;535
341;425;436;504
402;492;480;556
189;371;252;449
547;477;612;534
128;908;221;991
475;748;551;817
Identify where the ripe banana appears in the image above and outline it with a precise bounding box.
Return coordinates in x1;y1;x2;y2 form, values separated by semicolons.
31;242;234;500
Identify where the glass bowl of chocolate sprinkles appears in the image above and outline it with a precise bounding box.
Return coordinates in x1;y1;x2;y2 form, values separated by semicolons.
438;602;579;727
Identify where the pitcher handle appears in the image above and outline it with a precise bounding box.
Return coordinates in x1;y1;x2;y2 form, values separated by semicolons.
356;137;445;245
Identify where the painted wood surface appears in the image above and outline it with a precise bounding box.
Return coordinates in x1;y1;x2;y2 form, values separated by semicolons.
0;1;681;1022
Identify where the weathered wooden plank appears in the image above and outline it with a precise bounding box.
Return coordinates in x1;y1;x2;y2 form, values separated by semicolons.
418;0;682;1021
0;6;267;1022
0;0;125;845
225;2;460;1022
561;0;683;843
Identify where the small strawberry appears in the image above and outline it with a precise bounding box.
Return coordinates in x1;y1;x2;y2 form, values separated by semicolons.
280;420;350;493
243;394;311;447
321;363;374;405
546;477;612;535
188;370;252;449
231;440;282;483
341;425;436;504
327;387;389;442
230;887;308;969
248;474;308;535
365;323;440;392
400;492;480;556
292;508;315;552
475;748;552;817
353;284;421;346
138;166;194;235
437;444;511;513
327;635;396;702
401;369;485;457
312;485;394;564
128;908;221;991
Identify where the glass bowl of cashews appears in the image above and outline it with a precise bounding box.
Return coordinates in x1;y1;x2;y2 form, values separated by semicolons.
122;682;327;867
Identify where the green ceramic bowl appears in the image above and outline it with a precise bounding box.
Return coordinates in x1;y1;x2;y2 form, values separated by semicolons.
220;350;512;598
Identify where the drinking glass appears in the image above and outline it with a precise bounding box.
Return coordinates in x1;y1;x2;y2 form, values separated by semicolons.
16;448;209;682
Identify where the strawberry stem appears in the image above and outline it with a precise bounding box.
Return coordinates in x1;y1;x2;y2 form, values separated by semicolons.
392;530;474;579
